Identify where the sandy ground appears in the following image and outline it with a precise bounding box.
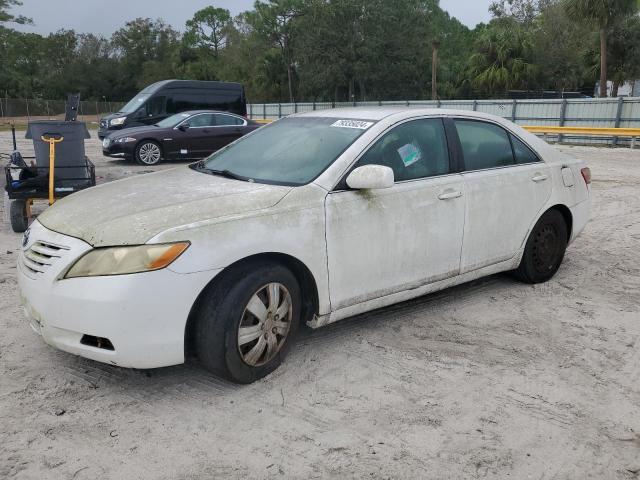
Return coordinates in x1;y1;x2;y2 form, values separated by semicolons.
1;131;639;479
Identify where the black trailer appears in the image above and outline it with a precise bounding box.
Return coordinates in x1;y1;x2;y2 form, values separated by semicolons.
3;121;96;232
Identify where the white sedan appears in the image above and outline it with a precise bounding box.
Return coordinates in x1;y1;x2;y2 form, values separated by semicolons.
17;108;591;383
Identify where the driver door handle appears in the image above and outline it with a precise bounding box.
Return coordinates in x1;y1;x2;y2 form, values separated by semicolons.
532;173;549;182
438;189;463;200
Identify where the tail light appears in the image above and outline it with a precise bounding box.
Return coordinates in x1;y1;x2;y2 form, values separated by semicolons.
581;167;591;185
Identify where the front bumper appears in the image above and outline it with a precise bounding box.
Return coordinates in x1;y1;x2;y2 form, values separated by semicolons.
17;221;217;369
102;138;134;159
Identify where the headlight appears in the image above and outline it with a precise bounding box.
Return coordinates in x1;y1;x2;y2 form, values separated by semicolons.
115;137;137;143
64;242;190;279
110;117;127;126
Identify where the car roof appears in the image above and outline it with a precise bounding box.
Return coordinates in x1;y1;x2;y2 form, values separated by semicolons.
295;107;506;122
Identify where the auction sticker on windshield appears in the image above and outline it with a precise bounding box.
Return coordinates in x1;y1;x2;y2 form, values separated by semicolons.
331;120;374;130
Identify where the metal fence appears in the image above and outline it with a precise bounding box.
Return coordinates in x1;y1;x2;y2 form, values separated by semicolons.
248;97;640;146
0;98;125;123
3;96;640;146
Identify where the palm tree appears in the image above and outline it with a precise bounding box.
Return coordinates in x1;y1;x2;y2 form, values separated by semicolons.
468;20;537;95
564;0;638;97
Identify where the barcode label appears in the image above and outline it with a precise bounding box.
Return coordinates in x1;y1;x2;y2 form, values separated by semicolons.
331;120;374;130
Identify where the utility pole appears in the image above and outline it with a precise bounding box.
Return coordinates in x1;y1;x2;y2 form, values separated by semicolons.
432;40;440;101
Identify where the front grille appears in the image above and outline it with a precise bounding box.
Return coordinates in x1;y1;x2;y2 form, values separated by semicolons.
100;120;107;128
22;240;70;275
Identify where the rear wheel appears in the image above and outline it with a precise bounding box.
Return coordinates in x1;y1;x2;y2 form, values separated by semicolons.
135;140;162;166
195;261;301;383
513;209;568;284
10;200;29;233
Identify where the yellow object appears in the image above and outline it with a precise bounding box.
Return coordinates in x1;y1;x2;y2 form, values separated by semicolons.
523;126;640;137
148;242;190;270
41;135;64;205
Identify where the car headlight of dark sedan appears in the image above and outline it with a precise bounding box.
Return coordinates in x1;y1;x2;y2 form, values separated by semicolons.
113;137;137;144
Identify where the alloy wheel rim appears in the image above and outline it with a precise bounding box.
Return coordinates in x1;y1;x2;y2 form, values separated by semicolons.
139;143;161;164
237;283;292;367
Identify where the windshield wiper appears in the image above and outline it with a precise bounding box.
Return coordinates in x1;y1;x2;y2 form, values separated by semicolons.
208;169;245;181
192;161;246;181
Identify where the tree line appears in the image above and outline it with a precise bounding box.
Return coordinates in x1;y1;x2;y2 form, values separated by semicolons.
1;0;639;103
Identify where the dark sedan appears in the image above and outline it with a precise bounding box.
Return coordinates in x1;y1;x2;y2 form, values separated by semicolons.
102;110;261;165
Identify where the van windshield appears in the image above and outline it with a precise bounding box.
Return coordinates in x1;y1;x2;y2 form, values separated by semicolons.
120;93;151;113
197;117;374;186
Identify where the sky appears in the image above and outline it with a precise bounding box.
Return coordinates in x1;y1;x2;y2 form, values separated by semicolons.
11;0;493;36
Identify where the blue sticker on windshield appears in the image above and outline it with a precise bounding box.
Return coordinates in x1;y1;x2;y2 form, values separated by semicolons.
397;143;421;167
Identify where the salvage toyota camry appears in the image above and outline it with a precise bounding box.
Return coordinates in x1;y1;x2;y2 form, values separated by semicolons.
17;108;591;383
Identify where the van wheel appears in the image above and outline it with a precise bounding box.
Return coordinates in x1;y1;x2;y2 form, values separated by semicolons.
513;209;568;284
135;141;162;166
10;200;29;233
195;261;301;384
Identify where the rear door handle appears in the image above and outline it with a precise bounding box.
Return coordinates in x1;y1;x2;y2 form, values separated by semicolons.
438;190;462;200
532;173;548;182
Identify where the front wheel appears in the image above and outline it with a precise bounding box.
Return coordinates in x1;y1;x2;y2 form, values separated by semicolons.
10;200;29;233
513;209;568;284
135;140;162;166
195;262;301;383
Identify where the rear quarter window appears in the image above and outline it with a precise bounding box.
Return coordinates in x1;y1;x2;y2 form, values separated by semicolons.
511;135;540;164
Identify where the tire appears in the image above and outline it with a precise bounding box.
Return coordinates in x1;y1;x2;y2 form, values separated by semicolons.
513;209;568;284
10;200;28;233
134;140;162;166
195;261;301;384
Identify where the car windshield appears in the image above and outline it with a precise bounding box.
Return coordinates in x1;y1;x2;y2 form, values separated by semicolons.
119;93;151;113
199;117;374;186
155;112;192;128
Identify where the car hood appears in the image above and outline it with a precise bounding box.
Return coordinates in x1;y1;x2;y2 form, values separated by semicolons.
37;167;292;246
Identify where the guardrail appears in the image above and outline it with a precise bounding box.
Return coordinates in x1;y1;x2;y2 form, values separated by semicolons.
522;126;640;148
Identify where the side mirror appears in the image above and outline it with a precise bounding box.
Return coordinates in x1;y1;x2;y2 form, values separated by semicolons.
346;165;394;190
178;123;190;131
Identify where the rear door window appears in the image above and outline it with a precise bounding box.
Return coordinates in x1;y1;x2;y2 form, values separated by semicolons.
214;114;244;126
207;90;241;111
454;120;514;171
164;86;245;115
171;94;203;112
